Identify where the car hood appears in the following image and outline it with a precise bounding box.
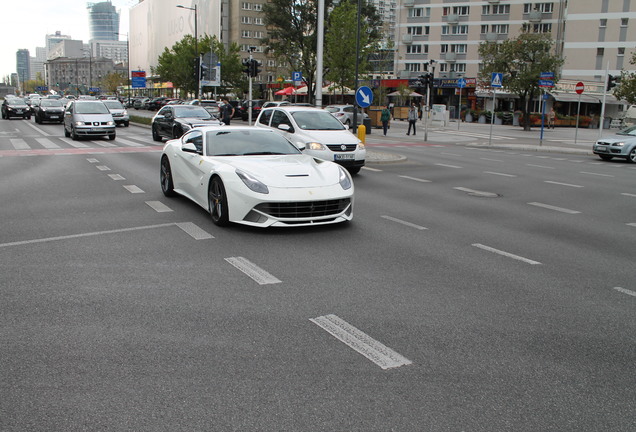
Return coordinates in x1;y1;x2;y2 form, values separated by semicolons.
212;154;343;188
597;135;636;144
72;113;113;122
294;129;360;145
177;117;221;126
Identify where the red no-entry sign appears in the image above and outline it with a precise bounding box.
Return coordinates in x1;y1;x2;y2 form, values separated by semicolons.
575;82;585;94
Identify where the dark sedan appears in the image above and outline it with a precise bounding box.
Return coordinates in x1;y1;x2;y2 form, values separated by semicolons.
33;99;65;124
151;105;222;141
2;98;31;119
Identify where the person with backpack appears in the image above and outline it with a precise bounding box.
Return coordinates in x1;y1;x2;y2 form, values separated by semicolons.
380;105;391;136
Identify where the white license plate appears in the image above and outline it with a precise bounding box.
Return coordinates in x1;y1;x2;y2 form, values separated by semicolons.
334;154;355;160
595;146;607;152
50;116;59;119
16;110;23;114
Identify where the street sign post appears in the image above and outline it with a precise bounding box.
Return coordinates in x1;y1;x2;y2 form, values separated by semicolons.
575;82;585;144
575;82;585;95
489;73;503;145
457;78;466;130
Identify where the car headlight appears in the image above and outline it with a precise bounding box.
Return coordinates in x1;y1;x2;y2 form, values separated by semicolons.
123;110;128;115
75;121;84;126
236;169;269;194
305;141;327;151
615;142;625;147
107;121;114;126
339;167;352;190
358;141;365;150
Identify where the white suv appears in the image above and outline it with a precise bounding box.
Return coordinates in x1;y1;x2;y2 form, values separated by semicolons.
254;106;365;174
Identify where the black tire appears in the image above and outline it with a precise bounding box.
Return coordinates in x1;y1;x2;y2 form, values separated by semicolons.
599;154;613;161
152;125;162;142
71;126;79;140
35;115;40;124
172;127;181;139
124;121;129;127
208;176;229;226
345;119;351;126
348;167;361;175
108;133;116;141
64;125;70;137
160;156;176;197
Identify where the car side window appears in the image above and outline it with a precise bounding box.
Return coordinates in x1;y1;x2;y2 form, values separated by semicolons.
271;110;293;132
158;107;169;117
183;130;203;153
65;102;73;114
258;109;273;126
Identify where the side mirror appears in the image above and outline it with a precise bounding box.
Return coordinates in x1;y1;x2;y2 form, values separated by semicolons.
182;142;202;155
278;124;292;132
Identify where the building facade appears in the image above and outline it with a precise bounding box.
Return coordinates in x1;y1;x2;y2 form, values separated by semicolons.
45;57;116;95
87;1;120;41
16;49;30;85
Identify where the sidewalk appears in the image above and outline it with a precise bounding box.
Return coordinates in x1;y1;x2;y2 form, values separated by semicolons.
362;117;609;163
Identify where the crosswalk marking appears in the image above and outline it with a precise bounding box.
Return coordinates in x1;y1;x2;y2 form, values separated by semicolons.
35;138;61;149
60;137;90;148
10;139;30;150
115;137;146;147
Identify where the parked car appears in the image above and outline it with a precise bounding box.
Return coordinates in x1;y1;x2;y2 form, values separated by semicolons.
133;97;151;110
262;101;291;109
151;104;221;142
102;99;130;127
593;125;636;163
240;99;266;121
33;99;65;124
324;104;369;126
159;126;354;227
2;98;31;119
254;106;365;174
63;100;116;140
147;97;168;111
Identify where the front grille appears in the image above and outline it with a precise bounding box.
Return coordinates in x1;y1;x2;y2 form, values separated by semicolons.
82;121;110;126
326;144;357;152
255;198;351;219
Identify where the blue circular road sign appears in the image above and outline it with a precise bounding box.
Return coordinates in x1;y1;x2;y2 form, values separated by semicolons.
356;86;373;108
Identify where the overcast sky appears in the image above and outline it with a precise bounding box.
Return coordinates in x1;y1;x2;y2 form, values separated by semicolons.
1;0;133;80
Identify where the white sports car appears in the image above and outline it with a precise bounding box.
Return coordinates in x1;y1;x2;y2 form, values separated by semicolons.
160;126;354;227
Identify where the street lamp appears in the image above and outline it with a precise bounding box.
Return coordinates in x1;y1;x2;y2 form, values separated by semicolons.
115;32;131;106
176;4;200;99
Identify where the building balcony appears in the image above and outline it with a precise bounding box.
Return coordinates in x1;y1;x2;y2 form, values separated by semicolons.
528;10;542;22
485;32;498;41
444;52;457;62
446;14;459;23
403;0;414;7
402;34;413;44
488;0;500;3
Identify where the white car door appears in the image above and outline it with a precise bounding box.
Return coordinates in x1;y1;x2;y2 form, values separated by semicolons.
173;130;206;201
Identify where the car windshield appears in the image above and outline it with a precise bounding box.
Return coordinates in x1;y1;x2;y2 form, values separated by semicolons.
75;102;110;114
9;99;28;107
174;106;212;119
103;101;124;110
617;125;636;136
205;130;301;157
291;110;346;130
40;100;63;107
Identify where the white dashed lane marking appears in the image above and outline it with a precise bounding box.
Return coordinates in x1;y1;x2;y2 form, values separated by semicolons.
224;256;281;285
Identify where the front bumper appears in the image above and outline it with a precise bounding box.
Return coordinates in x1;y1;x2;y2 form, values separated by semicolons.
593;143;629;157
74;126;116;137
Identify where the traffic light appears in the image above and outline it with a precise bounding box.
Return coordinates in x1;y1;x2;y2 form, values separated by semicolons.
200;62;209;80
607;74;619;91
418;73;430;87
250;59;262;78
192;57;199;80
243;58;251;75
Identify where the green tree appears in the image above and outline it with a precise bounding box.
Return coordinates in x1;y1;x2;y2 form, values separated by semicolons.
478;32;564;130
262;0;381;104
100;72;124;95
613;52;636;104
324;2;370;102
203;36;246;98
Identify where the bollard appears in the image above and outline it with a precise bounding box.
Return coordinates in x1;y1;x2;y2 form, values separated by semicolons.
357;124;366;144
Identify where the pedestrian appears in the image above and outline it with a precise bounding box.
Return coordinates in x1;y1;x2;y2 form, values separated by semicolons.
548;107;555;129
407;103;418;136
381;105;391;136
220;97;234;125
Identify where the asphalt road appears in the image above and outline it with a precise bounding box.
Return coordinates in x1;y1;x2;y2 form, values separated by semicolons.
1;117;634;431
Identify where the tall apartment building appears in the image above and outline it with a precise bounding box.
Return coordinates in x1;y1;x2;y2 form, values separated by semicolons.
87;1;120;41
16;49;30;85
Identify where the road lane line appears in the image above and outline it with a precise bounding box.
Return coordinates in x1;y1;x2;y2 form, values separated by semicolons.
176;222;214;240
225;256;281;285
381;215;427;230
60;138;90;148
362;166;382;172
526;164;555;169
0;223;176;248
454;187;499;197
398;175;431;183
472;243;542;265
115;138;145;147
544;181;584;188
310;314;412;370
146;201;173;212
435;163;462;169
108;174;125;180
35;138;61;149
484;171;517;177
622;193;636;197
528;202;581;214
123;185;144;193
96;165;111;171
441;152;461;156
580;171;614;177
93;141;117;148
627;223;636;228
480;158;504;162
86;158;99;163
614;287;636;297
